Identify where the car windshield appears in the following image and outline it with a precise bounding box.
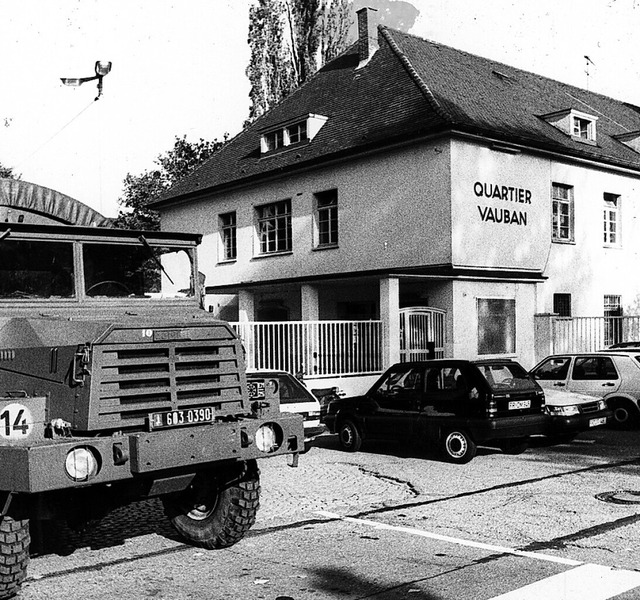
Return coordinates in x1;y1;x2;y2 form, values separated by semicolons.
477;362;537;391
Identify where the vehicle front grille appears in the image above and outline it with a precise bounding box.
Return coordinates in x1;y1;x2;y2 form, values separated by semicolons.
87;338;246;430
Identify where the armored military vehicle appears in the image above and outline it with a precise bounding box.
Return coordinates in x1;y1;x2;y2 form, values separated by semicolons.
0;180;303;598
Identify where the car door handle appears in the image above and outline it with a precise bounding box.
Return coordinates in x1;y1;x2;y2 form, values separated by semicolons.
553;382;566;387
602;382;615;387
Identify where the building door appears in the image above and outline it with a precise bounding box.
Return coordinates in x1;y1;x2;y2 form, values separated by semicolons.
399;307;446;361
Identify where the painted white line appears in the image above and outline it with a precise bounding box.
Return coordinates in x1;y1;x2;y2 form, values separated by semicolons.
315;510;581;566
487;563;640;600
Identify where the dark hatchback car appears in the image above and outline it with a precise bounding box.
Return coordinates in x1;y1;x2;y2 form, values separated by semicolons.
323;359;548;463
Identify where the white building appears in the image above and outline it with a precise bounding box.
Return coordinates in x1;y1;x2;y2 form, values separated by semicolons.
153;9;640;393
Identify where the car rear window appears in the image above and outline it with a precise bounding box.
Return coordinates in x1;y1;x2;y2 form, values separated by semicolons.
276;376;314;404
477;362;538;392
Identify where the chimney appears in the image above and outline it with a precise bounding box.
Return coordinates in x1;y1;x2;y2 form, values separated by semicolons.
356;7;379;69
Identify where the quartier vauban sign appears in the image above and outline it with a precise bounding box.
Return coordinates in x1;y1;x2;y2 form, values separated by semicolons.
474;181;531;226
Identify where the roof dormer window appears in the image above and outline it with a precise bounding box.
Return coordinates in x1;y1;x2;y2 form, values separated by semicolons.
286;121;307;144
260;114;327;155
541;108;598;145
572;115;594;140
264;130;284;152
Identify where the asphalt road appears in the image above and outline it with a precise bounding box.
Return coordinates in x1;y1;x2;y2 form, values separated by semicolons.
18;427;640;600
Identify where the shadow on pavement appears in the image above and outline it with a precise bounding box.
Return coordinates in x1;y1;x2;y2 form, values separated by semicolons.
30;498;181;557
307;566;444;600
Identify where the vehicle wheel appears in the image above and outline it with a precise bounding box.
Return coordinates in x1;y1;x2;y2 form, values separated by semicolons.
162;460;260;549
497;438;529;455
441;430;476;464
610;399;640;429
0;517;30;600
338;419;363;452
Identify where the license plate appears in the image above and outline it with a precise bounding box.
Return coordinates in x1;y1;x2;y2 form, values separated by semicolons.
508;400;531;410
589;417;607;427
248;381;265;399
149;407;214;430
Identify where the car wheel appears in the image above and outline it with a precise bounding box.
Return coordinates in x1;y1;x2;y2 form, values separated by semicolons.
497;438;529;455
441;430;476;464
610;398;640;429
162;460;260;549
338;419;363;452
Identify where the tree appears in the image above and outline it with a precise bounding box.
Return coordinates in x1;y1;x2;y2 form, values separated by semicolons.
114;135;227;230
246;0;351;122
0;163;19;179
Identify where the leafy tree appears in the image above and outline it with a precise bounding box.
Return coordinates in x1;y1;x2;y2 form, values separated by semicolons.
246;0;351;122
0;163;19;179
114;135;227;230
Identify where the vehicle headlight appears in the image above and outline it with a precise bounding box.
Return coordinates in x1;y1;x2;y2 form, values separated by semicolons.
597;400;607;411
255;423;283;453
65;446;100;481
546;405;580;417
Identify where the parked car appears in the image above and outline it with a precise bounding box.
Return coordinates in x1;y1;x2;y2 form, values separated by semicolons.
322;359;548;463
247;370;327;443
541;387;610;442
530;352;640;428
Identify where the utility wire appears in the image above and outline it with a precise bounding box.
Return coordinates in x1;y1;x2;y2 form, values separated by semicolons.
12;98;96;170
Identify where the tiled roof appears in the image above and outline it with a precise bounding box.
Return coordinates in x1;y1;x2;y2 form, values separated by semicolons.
156;26;640;206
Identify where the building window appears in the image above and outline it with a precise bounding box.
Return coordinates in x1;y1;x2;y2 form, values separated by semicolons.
286;121;307;144
551;183;574;243
314;189;338;247
264;130;284;151
603;193;620;246
553;293;571;317
257;200;292;254
572;116;593;140
219;212;237;261
477;299;515;355
604;295;622;347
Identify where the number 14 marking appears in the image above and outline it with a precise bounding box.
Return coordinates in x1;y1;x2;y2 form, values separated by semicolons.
0;404;32;439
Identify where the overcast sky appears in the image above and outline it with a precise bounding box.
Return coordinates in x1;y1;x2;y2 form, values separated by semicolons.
1;0;638;218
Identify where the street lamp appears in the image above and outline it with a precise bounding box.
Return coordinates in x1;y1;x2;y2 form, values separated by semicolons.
61;61;112;100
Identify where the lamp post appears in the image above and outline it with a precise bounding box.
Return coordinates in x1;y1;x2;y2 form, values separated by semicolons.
61;61;112;100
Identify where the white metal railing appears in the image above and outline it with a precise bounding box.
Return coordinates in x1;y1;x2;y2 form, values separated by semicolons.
548;315;640;354
231;320;383;377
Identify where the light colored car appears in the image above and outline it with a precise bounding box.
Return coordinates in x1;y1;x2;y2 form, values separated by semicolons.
247;370;327;443
530;352;640;428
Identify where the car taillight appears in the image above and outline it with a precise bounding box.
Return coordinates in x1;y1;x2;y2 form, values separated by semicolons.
487;396;498;417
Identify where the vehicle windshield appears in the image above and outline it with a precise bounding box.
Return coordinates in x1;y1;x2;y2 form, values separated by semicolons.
477;362;537;391
0;237;194;300
83;242;193;298
0;239;75;298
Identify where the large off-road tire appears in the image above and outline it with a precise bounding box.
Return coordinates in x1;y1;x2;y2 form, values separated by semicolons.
162;460;260;549
441;430;477;464
610;398;640;429
0;517;30;600
338;419;363;452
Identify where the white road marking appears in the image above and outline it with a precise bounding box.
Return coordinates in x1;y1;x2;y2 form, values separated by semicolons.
487;563;640;600
315;510;581;565
316;511;640;600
